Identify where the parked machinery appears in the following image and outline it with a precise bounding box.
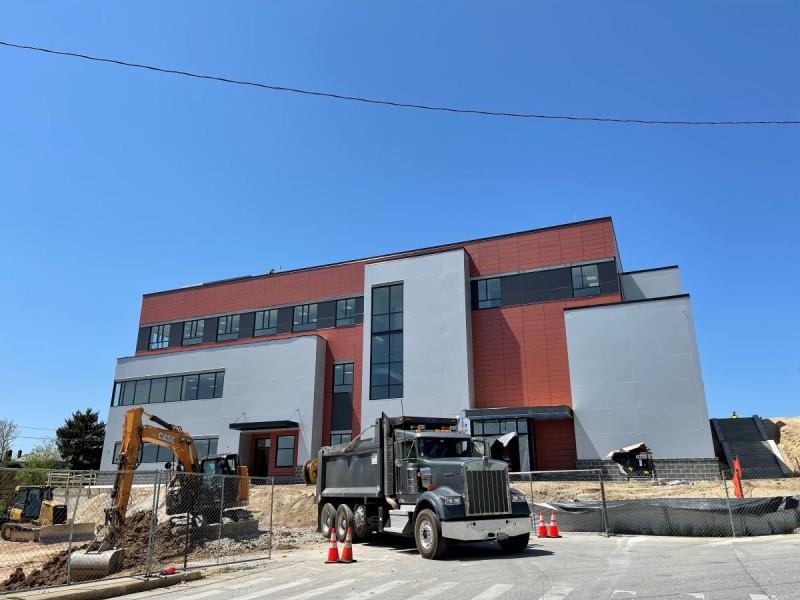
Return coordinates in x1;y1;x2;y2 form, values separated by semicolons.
1;485;94;544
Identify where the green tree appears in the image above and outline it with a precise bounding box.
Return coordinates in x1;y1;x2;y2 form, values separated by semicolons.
56;409;106;471
15;439;61;486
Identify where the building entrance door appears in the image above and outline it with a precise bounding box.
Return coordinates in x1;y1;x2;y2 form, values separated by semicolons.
252;437;271;477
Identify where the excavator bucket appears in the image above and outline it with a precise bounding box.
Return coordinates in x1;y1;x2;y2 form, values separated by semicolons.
68;548;126;581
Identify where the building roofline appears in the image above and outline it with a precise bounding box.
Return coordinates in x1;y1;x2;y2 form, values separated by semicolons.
621;265;679;276
143;217;614;298
564;293;690;312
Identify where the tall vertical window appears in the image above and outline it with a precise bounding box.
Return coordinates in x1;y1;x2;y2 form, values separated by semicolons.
254;309;278;336
217;315;240;341
370;284;403;400
571;264;600;297
293;304;318;332
477;278;502;308
275;435;296;467
182;320;204;345
336;298;357;327
149;324;170;350
333;362;354;393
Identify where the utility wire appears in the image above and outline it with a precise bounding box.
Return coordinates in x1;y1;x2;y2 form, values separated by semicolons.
2;40;798;126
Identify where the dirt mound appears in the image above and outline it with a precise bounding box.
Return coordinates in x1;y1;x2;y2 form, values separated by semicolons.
767;417;800;474
0;545;84;591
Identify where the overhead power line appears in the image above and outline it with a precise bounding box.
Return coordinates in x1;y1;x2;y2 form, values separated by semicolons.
2;40;798;126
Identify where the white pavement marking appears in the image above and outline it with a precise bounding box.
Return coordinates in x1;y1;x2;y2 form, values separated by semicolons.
749;595;776;600
184;591;226;600
404;582;459;599
683;595;704;599
235;578;313;599
343;580;410;599
224;577;275;590
282;579;358;600
611;592;637;597
471;584;514;599
537;584;574;600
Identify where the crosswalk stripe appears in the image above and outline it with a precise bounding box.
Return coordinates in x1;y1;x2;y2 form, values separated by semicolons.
537;584;574;600
184;591;225;600
749;595;776;600
471;584;514;599
283;579;358;600
236;578;313;599
404;582;459;599
225;577;275;590
343;580;410;599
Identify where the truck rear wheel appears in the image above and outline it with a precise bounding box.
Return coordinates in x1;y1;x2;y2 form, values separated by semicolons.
414;509;448;559
335;504;353;543
320;503;336;539
352;504;369;540
498;533;530;553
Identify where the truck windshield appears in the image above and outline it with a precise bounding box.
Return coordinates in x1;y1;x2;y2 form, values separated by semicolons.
418;438;471;459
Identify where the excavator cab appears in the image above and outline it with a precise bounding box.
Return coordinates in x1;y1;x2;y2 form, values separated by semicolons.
166;453;246;519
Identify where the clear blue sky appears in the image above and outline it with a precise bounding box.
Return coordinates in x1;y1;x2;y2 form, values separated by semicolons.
1;1;797;452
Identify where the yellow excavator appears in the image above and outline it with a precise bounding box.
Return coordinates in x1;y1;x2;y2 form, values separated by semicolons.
68;407;250;580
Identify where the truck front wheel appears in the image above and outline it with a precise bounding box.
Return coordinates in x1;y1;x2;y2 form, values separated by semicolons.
497;533;530;553
320;503;336;539
414;509;448;559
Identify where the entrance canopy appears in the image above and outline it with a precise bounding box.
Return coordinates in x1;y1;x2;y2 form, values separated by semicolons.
229;420;299;431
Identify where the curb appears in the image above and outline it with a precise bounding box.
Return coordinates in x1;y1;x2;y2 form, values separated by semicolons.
9;572;203;600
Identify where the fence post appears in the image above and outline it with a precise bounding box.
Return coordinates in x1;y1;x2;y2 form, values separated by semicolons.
145;470;161;577
720;469;737;538
216;475;225;565
598;469;611;536
66;477;84;585
184;475;194;570
269;477;274;561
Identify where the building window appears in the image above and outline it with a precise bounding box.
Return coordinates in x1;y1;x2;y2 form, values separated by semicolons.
111;371;224;406
182;320;205;345
370;284;403;400
149;324;170;350
254;309;278;337
113;441;175;465
336;298;357;327
477;278;502;309
333;362;354;393
275;435;295;467
572;264;600;297
293;304;318;332
193;438;219;459
330;432;352;445
217;315;240;341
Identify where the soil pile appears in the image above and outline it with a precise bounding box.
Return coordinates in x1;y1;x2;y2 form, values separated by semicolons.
0;545;85;591
767;417;800;474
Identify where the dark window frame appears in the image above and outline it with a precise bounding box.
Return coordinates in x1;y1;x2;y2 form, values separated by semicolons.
182;320;205;345
275;434;296;467
254;309;279;337
336;298;357;327
477;278;502;309
333;362;354;394
330;432;353;445
370;283;403;400
217;315;240;342
149;324;170;350
110;371;225;406
572;264;601;297
293;303;318;332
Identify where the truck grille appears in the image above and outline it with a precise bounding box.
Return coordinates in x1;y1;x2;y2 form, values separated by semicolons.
463;463;511;516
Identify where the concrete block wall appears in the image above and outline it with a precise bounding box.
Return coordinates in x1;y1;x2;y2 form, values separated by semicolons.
576;458;722;481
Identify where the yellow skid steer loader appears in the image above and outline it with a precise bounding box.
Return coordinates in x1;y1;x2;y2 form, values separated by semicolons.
1;485;94;544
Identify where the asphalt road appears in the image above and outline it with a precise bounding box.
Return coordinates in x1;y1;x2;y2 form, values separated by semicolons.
123;533;800;600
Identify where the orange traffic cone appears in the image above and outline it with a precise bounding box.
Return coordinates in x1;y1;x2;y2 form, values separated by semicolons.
548;511;561;538
339;527;357;563
537;511;548;538
325;528;340;564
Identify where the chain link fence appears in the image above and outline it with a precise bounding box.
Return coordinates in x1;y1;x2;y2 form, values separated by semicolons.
0;467;278;595
511;467;800;538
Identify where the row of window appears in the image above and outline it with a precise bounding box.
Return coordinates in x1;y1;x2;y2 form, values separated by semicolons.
148;297;361;350
111;371;225;406
112;437;219;464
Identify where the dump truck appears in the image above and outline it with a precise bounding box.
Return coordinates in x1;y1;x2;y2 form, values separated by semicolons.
315;414;532;559
1;485;94;544
68;407;252;580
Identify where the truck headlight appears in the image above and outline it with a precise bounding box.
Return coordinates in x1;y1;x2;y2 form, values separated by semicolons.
441;496;463;506
511;493;526;503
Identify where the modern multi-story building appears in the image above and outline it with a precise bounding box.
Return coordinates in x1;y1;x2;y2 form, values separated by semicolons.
100;217;717;479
